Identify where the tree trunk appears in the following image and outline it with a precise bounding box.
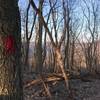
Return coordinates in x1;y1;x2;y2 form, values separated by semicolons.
0;0;23;100
35;0;43;74
55;47;69;89
70;39;75;70
25;40;30;66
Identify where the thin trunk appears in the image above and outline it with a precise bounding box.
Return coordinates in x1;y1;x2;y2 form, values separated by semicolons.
35;0;43;73
25;40;30;65
71;39;75;70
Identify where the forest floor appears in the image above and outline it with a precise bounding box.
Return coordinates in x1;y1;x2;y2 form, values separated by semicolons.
23;70;100;100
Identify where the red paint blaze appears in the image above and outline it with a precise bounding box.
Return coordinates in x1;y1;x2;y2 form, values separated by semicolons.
3;35;15;55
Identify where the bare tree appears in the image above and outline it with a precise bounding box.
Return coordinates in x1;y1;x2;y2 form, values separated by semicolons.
30;0;69;90
81;0;100;73
34;0;44;73
25;2;37;66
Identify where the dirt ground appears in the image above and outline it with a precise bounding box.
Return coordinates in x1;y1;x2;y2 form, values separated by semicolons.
23;71;100;100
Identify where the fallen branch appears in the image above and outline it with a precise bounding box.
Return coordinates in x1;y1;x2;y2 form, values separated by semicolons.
24;73;65;88
40;76;52;99
24;70;80;89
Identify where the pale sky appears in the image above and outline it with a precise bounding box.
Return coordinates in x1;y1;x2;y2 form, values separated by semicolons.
18;0;100;42
18;0;38;9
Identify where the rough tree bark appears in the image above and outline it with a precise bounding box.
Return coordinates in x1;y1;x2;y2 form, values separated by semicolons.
0;0;23;100
35;0;44;73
